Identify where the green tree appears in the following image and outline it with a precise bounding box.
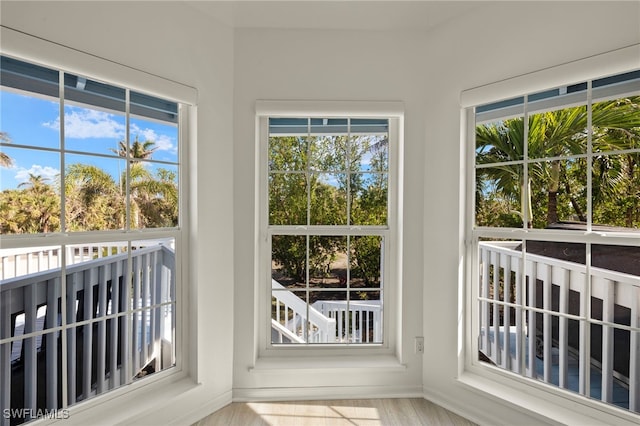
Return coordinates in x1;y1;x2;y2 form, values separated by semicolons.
111;136;157;162
65;164;123;231
0;174;61;233
476;96;640;228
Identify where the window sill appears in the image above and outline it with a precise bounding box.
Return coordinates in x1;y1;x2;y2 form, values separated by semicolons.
249;354;406;374
457;369;640;426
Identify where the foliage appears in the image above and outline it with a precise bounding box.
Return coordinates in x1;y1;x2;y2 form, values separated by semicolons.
0;139;178;234
269;133;387;286
476;96;640;229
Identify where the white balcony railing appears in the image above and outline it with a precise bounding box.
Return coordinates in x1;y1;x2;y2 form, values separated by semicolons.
479;241;640;413
0;242;175;426
271;279;382;344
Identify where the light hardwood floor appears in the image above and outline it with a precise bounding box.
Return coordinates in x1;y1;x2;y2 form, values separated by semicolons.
193;398;477;426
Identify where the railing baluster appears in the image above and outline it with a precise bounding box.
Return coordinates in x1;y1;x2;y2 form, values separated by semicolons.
82;267;96;399
96;264;108;394
46;277;60;409
503;253;511;371
152;250;162;368
23;280;37;415
481;248;490;357
543;264;552;384
600;277;615;403
558;268;569;389
120;258;131;385
579;271;589;397
109;260;121;389
132;255;141;376
141;254;150;367
67;272;78;404
526;259;537;379
514;258;523;375
492;250;501;366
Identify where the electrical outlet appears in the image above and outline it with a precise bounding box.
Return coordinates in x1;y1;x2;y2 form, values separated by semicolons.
415;336;424;354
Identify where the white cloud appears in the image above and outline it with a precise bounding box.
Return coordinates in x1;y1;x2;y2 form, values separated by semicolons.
15;164;60;184
43;108;125;139
42;108;176;153
130;126;176;153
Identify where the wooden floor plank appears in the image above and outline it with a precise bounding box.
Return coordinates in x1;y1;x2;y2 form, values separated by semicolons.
193;398;476;426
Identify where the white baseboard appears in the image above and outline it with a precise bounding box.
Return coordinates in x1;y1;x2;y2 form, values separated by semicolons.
233;385;423;402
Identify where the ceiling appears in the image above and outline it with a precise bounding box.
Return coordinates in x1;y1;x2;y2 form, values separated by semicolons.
183;1;482;31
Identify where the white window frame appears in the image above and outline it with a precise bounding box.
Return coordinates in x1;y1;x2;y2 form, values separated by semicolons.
255;101;403;358
0;26;197;420
461;44;640;424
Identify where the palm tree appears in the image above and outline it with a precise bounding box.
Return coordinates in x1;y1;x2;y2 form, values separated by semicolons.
65;164;123;230
111;136;157;162
16;174;60;233
476;96;640;227
0;131;14;167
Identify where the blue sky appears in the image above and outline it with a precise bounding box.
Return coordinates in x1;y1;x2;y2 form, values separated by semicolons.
0;90;178;190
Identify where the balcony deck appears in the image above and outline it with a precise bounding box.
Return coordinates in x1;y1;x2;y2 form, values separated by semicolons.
0;242;175;426
479;240;640;414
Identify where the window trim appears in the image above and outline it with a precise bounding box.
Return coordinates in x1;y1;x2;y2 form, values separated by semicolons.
0;26;196;420
255;101;403;359
461;45;640;424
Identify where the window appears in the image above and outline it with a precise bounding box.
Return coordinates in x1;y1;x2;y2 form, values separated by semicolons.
258;106;401;349
0;55;185;424
468;69;640;415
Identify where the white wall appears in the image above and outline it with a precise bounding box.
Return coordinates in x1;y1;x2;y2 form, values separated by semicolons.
1;0;639;424
0;1;235;424
419;2;640;424
232;1;640;424
233;28;427;395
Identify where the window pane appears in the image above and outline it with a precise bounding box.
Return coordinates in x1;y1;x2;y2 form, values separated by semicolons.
3;331;63;424
592;153;640;229
1;147;61;234
478;239;522;369
309;173;347;225
271;290;307;344
129;116;178;164
528;160;587;229
62;104;125;155
350;236;382;289
350;134;388;172
528;93;588;159
350;172;387;226
310;291;346;343
65;154;125;231
271;235;306;289
132;306;175;381
269;172;307;225
348;290;382;343
476;117;524;163
269;136;308;171
129;162;179;229
130;238;175;309
65;240;128;326
130;239;176;379
64;74;126;155
310;135;347;172
475;165;523;228
1;89;60;150
309;236;347;289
